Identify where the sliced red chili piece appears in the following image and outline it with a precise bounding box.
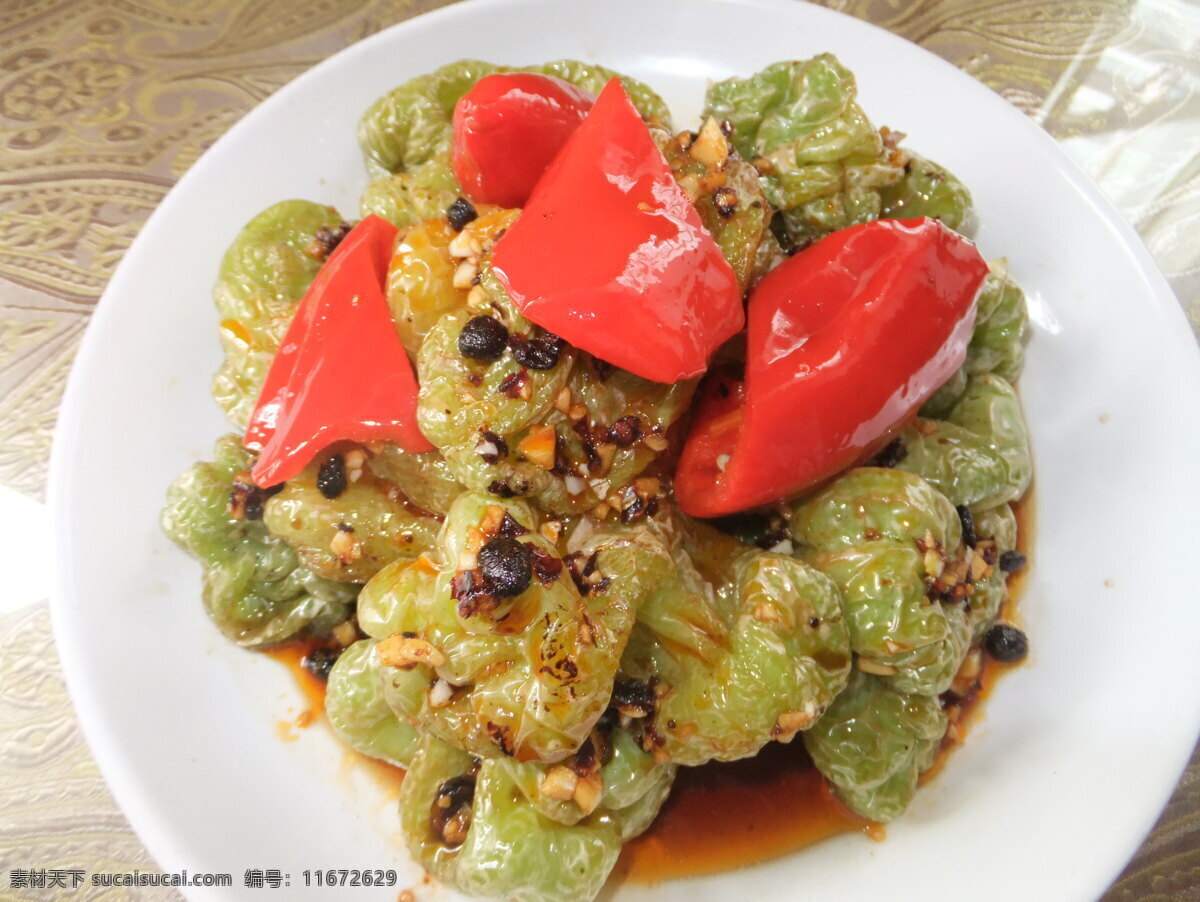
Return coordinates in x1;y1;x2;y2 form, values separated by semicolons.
675;217;988;518
246;214;432;487
453;73;595;208
489;79;743;384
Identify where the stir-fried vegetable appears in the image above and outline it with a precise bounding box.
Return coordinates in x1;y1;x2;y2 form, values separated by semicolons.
164;52;1033;902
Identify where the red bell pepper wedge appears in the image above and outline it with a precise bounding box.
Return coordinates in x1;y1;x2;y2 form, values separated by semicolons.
245;214;433;488
453;72;595;208
489;79;743;384
675;217;988;518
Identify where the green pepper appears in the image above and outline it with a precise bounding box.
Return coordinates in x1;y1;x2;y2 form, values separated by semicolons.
880;151;974;232
617;513;852;766
325;639;419;767
804;670;947;821
261;454;441;583
791;467;971;696
899;373;1032;510
211;200;345;429
965;504;1019;641
365;445;463;514
497;724;675;836
161;435;356;647
359;151;461;229
419;267;692;516
965;262;1030;382
417;268;574;456
399;735;627;902
703;55;905;248
359;493;671;762
656;119;771;292
920;262;1031;417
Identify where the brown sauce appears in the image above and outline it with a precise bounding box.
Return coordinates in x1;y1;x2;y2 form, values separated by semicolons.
264;638;328;719
616;743;877;883
265;487;1034;883
265;639;406;792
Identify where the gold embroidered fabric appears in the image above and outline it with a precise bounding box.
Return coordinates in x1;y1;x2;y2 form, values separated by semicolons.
0;1;1195;899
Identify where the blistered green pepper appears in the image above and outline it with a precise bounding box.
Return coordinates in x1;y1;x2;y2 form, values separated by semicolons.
359;492;672;762
399;735;627;902
497;724;675;837
964;504;1019;641
365;445;464;514
656;120;771;292
532;60;671;124
921;263;1031;418
419;268;691;516
615;513;851;766
417;269;574;456
325;639;420;767
791;468;970;696
804;670;948;821
965;262;1030;382
261;454;442;583
161;435;356;647
899;373;1032;510
880;152;974;232
211;200;346;428
703;55;905;248
359;150;462;229
359;59;670;179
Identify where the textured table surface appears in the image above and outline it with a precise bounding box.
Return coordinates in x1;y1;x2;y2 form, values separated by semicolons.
0;0;1197;899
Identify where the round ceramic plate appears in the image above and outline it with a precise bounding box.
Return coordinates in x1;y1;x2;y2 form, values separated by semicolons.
49;0;1200;900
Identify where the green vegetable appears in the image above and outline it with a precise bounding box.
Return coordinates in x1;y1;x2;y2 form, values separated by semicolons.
417;269;574;456
880;151;974;232
804;670;947;821
325;639;420;767
366;445;464;514
261;455;442;583
965;504;1018;641
161;435;356;647
657;121;771;292
359;492;672;762
921;262;1027;422
919;365;969;419
360;150;462;229
419;267;692;516
532;60;671;124
211;200;346;429
791;467;970;696
399;735;628;902
617;514;852;765
498;725;675;836
703;55;905;248
899;373;1032;510
921;262;1031;417
359;59;671;179
965;262;1030;382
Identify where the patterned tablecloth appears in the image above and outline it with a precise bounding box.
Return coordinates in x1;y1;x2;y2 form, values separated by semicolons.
0;0;1196;899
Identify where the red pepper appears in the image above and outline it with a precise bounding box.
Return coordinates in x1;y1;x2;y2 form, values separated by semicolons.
489;79;742;384
453;73;595;208
245;214;433;488
675;217;988;518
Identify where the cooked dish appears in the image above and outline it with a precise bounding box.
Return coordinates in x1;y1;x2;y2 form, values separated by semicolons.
162;55;1032;902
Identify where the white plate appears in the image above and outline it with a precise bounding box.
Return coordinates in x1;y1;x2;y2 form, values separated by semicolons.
49;0;1200;900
